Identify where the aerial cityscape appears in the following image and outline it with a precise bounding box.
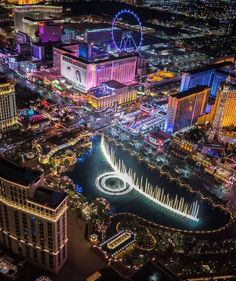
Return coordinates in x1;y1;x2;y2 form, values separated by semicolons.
0;0;235;280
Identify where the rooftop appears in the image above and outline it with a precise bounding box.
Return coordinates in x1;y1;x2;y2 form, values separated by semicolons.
186;61;233;75
15;3;62;8
54;42;79;53
104;80;126;90
63;52;136;65
44;128;83;146
0;157;42;186
173;85;209;99
90;80;127;98
32;186;67;209
23;17;62;23
0;76;11;85
217;70;236;79
149;130;172;140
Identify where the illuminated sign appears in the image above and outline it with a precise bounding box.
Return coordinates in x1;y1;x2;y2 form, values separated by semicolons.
61;56;87;91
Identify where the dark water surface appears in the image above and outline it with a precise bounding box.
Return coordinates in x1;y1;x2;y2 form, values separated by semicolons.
67;138;230;231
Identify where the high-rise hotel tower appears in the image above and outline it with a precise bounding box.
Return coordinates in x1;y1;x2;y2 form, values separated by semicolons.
0;157;68;273
0;77;18;132
166;86;210;133
208;77;236;142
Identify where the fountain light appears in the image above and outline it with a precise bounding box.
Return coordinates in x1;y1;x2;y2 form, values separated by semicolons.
99;135;200;222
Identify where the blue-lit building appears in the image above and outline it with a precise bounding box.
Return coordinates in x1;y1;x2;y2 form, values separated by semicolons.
180;62;235;97
210;70;229;97
180;68;215;93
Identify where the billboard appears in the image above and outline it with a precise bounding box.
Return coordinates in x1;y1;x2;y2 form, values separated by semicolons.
61;56;87;91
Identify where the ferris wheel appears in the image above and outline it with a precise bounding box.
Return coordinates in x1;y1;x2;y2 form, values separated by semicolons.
112;9;143;54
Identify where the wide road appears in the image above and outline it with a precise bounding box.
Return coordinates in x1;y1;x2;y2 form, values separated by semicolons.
0;63;48;94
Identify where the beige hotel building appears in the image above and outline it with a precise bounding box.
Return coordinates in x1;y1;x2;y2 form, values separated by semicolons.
0;157;68;273
0;77;18;132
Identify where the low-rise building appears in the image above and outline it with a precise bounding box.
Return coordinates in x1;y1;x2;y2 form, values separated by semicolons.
171;135;197;153
145;130;171;148
88;80;137;109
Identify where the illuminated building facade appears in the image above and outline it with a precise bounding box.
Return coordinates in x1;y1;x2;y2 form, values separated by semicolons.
180;62;235;97
210;71;228;98
53;43;79;69
21;17;39;42
100;231;136;258
0;77;18;132
31;43;45;60
146;131;171;148
14;5;62;34
35;129;92;165
172;135;197;153
136;56;148;76
214;86;236;128
16;43;31;56
18;0;42;4
16;32;31;56
0;157;68;273
7;0;42;4
16;31;30;45
16;18;63;61
61;31;76;43
180;68;214;93
21;18;63;43
208;78;236;142
8;57;37;74
166;86;210;133
88;80;137;108
38;21;63;43
61;53;137;92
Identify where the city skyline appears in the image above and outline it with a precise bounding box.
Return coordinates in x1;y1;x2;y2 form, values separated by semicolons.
0;0;235;280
